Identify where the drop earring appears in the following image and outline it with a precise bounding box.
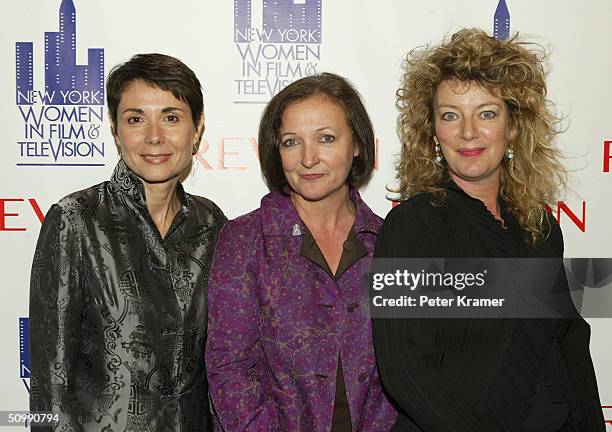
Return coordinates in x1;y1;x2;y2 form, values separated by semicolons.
506;146;514;160
434;139;443;163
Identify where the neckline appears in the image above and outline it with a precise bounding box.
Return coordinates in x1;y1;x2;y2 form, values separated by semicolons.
260;186;381;237
440;177;520;237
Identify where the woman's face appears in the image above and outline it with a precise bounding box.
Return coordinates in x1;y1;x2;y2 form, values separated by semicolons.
113;80;203;185
433;79;514;187
279;95;358;203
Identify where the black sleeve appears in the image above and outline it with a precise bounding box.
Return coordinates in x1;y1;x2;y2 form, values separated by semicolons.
371;203;498;431
551;216;606;430
561;319;606;430
29;204;84;431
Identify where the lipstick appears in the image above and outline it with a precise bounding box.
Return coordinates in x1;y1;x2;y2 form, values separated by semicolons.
458;148;484;157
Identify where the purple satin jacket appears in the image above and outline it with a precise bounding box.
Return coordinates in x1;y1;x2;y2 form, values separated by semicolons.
206;188;396;431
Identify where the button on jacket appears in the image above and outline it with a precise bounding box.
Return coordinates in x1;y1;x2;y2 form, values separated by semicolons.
29;160;227;431
206;188;396;432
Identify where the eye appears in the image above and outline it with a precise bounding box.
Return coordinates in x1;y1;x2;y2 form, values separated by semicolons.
281;138;299;148
319;134;335;143
441;112;458;121
480;111;496;120
165;114;180;123
127;116;143;125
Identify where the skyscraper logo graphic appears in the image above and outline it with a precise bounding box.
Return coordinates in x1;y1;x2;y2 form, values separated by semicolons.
493;0;510;40
262;0;322;43
19;317;30;393
235;0;322;44
16;0;104;106
15;0;104;105
234;0;252;43
233;0;323;102
14;0;106;166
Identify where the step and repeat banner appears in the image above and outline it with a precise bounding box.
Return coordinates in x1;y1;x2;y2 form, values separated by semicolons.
1;0;611;428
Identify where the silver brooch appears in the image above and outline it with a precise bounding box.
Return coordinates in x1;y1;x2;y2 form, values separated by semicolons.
292;224;301;236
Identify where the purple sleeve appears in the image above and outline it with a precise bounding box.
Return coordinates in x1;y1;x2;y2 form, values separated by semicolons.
205;220;278;431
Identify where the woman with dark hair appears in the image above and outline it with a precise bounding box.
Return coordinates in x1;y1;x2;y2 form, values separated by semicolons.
206;73;396;431
372;29;604;431
29;53;226;431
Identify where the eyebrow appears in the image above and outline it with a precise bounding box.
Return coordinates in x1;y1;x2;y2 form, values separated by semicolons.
121;107;184;114
122;108;144;115
280;126;337;138
436;102;503;110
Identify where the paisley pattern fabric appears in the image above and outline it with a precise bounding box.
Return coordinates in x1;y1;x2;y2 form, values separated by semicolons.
206;188;397;432
29;160;226;431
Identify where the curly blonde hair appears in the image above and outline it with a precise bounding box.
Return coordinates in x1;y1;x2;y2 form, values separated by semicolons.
395;28;566;244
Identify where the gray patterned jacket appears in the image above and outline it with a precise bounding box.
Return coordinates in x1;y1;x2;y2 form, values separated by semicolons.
29;160;226;431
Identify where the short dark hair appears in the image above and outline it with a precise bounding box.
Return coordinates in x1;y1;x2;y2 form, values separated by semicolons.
259;73;375;192
106;53;203;129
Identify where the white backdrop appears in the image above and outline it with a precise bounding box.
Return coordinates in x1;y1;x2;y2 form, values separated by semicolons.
1;0;611;428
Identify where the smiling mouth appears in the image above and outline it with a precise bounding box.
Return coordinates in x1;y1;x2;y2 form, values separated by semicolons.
300;173;325;180
458;148;485;157
142;154;172;163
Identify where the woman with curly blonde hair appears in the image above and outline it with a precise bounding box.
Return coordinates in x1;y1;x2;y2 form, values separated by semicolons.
372;29;604;431
395;27;564;243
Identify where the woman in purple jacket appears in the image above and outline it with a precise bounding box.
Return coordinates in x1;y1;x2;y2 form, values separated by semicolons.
206;73;396;431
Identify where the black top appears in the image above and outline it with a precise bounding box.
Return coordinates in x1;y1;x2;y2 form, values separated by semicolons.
372;180;605;431
29;161;227;431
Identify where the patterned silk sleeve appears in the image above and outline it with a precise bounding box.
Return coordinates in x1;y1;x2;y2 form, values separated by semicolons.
205;220;279;432
29;204;84;431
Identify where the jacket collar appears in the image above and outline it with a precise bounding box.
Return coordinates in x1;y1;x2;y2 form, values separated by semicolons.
261;186;381;237
109;159;189;215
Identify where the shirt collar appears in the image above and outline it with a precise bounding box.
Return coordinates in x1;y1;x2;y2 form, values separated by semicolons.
440;175;518;233
350;186;382;235
109;159;189;215
260;186;382;237
299;224;368;280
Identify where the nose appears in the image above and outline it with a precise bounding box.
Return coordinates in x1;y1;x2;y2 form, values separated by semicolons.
301;142;319;168
460;117;478;141
145;120;163;145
